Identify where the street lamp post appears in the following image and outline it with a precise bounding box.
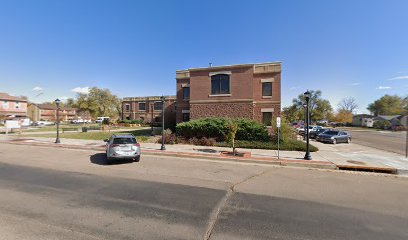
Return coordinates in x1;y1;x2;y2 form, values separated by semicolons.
54;98;61;144
160;96;166;150
304;91;312;160
151;104;154;136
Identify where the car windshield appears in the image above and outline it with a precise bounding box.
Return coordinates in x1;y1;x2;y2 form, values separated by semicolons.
113;137;136;144
324;131;339;135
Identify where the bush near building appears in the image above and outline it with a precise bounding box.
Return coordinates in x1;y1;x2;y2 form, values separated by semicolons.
175;117;318;151
176;117;269;141
373;120;391;130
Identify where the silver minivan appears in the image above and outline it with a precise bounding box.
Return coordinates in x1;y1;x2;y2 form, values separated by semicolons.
104;134;141;163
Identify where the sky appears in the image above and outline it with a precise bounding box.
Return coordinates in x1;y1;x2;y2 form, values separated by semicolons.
1;0;407;113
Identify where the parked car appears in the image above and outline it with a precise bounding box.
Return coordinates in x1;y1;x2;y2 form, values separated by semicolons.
299;125;324;136
104;134;141;164
316;130;351;144
96;117;110;124
309;128;327;139
34;120;55;126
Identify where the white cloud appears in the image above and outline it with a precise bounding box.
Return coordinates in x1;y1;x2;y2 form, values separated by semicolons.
71;86;90;94
376;86;392;90
388;76;408;80
32;86;43;91
59;96;69;101
349;82;360;86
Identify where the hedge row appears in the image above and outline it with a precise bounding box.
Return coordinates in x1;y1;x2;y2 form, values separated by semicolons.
216;139;318;152
175;117;270;141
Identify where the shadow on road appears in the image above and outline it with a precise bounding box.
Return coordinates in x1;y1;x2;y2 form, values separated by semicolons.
90;153;133;165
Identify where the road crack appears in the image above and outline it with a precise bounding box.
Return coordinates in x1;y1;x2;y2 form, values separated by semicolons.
203;169;272;240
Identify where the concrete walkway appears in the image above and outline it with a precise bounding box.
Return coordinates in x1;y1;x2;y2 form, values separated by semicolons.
1;134;407;175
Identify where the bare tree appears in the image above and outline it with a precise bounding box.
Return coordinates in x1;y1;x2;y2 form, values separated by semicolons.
338;97;358;113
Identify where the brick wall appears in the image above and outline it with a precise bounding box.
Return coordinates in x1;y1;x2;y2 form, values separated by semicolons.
190;102;253;119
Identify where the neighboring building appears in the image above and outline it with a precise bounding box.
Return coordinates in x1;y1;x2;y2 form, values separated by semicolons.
28;103;77;122
0;92;28;119
175;62;281;126
122;96;177;126
352;114;374;127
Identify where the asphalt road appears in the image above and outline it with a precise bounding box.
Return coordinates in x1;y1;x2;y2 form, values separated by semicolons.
346;128;407;156
1;143;408;239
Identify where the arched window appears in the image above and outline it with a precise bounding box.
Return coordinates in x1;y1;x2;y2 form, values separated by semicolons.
211;74;230;95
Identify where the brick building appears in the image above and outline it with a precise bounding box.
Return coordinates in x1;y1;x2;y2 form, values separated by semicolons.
0;92;28;119
122;96;176;126
175;62;281;125
28;103;77;122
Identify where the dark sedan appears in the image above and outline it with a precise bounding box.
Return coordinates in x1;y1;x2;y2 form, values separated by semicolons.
309;128;327;139
316;130;351;144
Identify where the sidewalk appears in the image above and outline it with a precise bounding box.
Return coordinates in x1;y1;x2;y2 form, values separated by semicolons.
1;135;406;174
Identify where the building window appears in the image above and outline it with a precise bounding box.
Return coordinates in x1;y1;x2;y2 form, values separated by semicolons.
211;74;230;95
262;82;272;96
154;101;162;111
2;101;9;109
15;102;20;109
182;87;190;100
125;104;130;112
182;113;190;122
262;112;273;126
139;102;146;111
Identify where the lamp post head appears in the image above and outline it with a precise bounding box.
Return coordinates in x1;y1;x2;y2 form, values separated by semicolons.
54;98;61;106
304;91;311;101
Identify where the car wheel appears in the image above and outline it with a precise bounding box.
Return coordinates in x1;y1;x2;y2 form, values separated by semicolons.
332;139;337;145
134;156;140;162
105;156;111;165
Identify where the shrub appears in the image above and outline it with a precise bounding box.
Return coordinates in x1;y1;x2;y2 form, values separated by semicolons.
373;120;391;130
117;119;143;124
270;117;296;143
176;117;269;141
216;139;318;152
157;129;177;144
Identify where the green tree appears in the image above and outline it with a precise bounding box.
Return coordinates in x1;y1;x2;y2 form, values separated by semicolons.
75;87;121;119
225;120;239;155
282;105;303;123
367;95;405;116
291;90;333;122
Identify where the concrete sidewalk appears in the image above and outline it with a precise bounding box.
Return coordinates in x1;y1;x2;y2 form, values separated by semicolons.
1;134;406;174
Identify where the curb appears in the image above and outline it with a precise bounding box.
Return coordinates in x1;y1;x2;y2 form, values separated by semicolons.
0;140;337;170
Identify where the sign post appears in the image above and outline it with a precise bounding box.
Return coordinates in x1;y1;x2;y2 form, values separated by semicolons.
276;117;281;159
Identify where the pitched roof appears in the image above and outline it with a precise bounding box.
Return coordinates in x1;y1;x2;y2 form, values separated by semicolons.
0;92;28;102
376;115;401;121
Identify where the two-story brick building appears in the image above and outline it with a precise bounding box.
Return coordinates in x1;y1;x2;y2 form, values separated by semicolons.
175;62;281;126
122;96;177;126
28;103;77;122
0;92;28;119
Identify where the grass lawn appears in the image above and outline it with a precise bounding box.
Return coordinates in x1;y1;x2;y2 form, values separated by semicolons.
23;124;100;132
23;128;157;142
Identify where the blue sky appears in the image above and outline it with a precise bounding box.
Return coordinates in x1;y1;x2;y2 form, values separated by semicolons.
1;0;407;113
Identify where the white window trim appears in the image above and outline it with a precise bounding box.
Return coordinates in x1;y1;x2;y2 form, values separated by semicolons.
209;71;232;76
182;109;190;113
261;108;274;113
125;104;131;112
181;83;190;87
261;78;274;83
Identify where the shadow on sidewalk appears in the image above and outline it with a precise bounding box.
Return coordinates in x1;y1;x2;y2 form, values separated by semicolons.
90;153;133;165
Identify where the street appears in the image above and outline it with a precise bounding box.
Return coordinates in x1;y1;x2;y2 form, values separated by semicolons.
346;128;407;156
1;143;408;240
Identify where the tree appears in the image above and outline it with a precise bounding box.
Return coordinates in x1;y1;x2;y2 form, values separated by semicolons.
225;120;238;155
332;110;353;124
367;95;405;116
282;105;303;123
338;97;358;113
75;87;121;119
291;90;333;122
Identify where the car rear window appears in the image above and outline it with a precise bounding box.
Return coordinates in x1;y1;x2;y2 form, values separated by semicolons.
113;137;136;144
324;131;339;135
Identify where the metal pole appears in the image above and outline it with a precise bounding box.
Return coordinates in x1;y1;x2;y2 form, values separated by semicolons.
304;95;311;160
161;96;166;150
151;104;154;136
406;115;408;158
277;127;280;159
55;104;60;144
